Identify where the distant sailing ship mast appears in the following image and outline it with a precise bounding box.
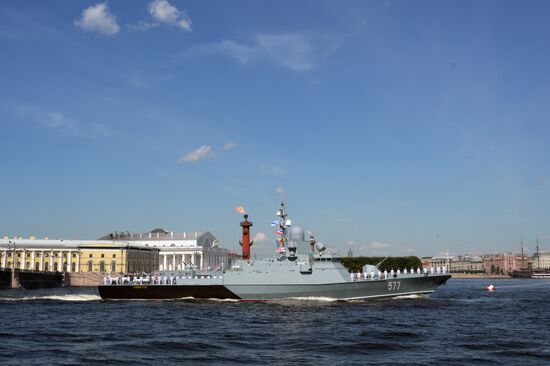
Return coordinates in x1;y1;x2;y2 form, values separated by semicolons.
535;235;540;270
520;235;525;271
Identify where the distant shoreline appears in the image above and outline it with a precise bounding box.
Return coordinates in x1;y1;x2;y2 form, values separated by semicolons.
450;273;511;279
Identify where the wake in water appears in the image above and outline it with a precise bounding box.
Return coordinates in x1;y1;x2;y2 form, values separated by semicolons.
285;296;339;302
0;294;101;302
392;294;429;300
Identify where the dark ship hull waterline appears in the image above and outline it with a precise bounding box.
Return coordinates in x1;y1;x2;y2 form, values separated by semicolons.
98;202;451;301
98;274;450;301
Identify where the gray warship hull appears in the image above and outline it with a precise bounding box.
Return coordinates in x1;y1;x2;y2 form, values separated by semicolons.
98;201;451;301
98;273;451;300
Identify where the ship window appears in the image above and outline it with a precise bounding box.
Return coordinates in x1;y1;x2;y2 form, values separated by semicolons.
99;261;106;272
88;260;93;272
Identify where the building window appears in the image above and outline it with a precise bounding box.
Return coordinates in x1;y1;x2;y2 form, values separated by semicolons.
112;254;116;258
111;260;116;272
99;261;105;272
35;262;40;271
53;262;58;272
26;262;30;270
71;262;76;272
72;253;76;258
17;253;21;257
16;262;21;269
44;262;49;271
62;262;67;272
101;254;105;258
88;261;93;272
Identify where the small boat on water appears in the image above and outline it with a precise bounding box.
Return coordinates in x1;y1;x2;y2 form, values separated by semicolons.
98;202;451;301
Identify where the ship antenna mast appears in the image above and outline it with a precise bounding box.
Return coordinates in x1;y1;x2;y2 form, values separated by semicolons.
520;235;525;271
276;201;288;260
536;234;540;270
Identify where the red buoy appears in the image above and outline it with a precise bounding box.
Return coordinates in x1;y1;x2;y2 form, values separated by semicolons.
485;284;496;291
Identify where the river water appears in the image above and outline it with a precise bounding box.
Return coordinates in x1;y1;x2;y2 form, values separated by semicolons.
1;279;549;365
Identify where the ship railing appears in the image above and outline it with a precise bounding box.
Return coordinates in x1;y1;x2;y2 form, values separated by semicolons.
349;266;448;282
102;274;224;285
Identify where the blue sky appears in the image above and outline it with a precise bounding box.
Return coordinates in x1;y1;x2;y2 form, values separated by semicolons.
1;0;549;257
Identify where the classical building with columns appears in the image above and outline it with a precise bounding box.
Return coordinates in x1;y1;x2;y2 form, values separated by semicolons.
0;237;158;274
1;228;230;274
98;229;230;271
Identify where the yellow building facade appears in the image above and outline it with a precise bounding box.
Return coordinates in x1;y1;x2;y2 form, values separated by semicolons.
0;238;159;274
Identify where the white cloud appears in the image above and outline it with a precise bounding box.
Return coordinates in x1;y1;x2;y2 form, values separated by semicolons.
370;241;390;249
43;112;76;129
6;104;110;138
260;163;286;176
255;33;313;71
178;145;214;163
75;3;120;36
148;0;192;31
275;186;286;195
253;232;268;243
346;240;357;246
223;142;237;150
183;31;340;72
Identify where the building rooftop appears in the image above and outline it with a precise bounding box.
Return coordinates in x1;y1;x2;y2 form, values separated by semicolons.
98;229;209;241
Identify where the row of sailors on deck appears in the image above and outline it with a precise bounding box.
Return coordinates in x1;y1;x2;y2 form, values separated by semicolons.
350;266;448;281
103;274;223;285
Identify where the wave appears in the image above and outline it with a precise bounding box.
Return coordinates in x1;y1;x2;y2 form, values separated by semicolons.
284;296;339;302
392;294;428;300
0;294;101;302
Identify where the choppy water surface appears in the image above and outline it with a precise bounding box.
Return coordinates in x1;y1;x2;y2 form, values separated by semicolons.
1;279;550;365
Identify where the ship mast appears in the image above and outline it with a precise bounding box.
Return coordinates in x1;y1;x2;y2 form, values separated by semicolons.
520;235;525;271
275;201;289;260
536;235;540;270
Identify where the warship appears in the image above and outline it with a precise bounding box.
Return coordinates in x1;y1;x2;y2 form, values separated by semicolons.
98;202;451;300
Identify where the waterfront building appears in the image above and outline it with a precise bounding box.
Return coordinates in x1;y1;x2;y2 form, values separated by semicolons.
428;256;453;270
450;255;484;273
533;251;550;270
97;229;230;271
483;253;533;274
0;237;158;273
